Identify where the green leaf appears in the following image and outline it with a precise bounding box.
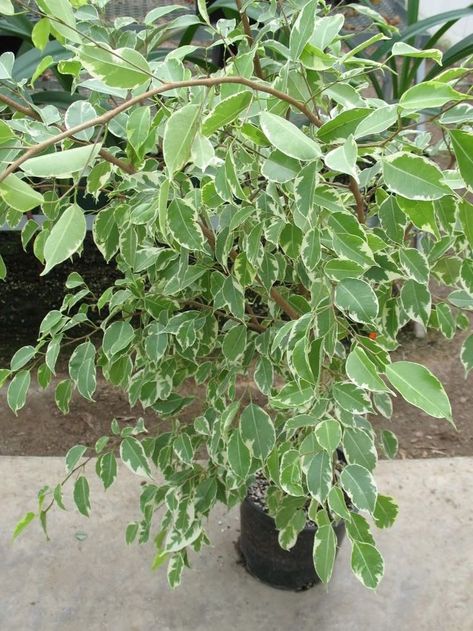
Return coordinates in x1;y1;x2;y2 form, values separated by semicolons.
259;112;321;161
163;104;201;174
46;338;61;374
400;279;431;327
397;197;439;238
391;42;442;65
65;101;98;142
202;91;252;136
32;18;50;50
343;428;377;472
0;368;10;386
335;279;378;324
458;200;473;250
65;444;87;473
68;341;96;401
381;429;398;459
13;512;36;540
120;437;151;477
324;135;358;180
399;248;429;284
378;196;407;244
306;451;332;503
448;289;473;311
373;495;399;529
294;163;318;229
173;433;194;464
331;233;375;268
460;334;473;377
340;464;377;513
42;204;86;275
103;321;134;359
346;513;375;545
125;522;139;544
36;0;82;43
0;0;14;15
382;153;451;200
254;356;273;395
0;174;44;212
222;276;245;320
324;259;364;281
167;552;185;589
167;199;206;252
55;379;72;414
290;337;315;385
315;419;342;453
10;345;35;372
196;0;211;24
262;150;300;183
317;108;372;143
21;146;101;179
313;524;337;583
79;44;150;89
73;476;91;517
351;541;384;589
354;105;398;139
289;0;316;59
7;370;30;414
385;361;452;420
96;452;117;490
333;382;371;415
399;81;464;111
327;486;351;520
222;324;247;363
346;347;388;393
280;457;304;497
440;103;473;125
449;130;473;189
436;303;455;339
227;429;251;479
240;403;275;461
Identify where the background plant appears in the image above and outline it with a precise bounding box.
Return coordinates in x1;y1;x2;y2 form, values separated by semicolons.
1;0;472;590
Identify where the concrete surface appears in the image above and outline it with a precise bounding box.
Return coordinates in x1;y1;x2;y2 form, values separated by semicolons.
1;456;472;631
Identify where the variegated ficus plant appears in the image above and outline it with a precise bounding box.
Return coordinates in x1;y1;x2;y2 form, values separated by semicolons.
1;0;472;590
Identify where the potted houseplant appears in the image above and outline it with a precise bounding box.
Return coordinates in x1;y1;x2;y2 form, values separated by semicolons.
1;0;472;590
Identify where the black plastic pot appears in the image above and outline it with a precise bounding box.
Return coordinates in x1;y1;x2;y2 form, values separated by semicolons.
239;496;345;591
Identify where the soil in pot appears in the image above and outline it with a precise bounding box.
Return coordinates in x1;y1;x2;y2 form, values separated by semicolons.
239;474;346;591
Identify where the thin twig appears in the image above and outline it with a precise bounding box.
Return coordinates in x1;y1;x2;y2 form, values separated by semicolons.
235;0;264;80
348;176;365;224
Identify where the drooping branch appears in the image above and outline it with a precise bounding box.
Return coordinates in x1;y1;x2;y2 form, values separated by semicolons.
0;93;136;176
0;75;322;184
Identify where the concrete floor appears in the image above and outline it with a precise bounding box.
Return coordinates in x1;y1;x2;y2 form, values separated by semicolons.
0;456;472;631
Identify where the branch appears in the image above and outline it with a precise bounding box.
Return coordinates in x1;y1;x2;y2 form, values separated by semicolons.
0;75;322;184
348;176;365;224
0;93;136;176
235;0;264;80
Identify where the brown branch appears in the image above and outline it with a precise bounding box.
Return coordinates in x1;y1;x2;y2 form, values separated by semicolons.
0;93;136;176
348;176;365;224
235;0;264;80
0;75;322;184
